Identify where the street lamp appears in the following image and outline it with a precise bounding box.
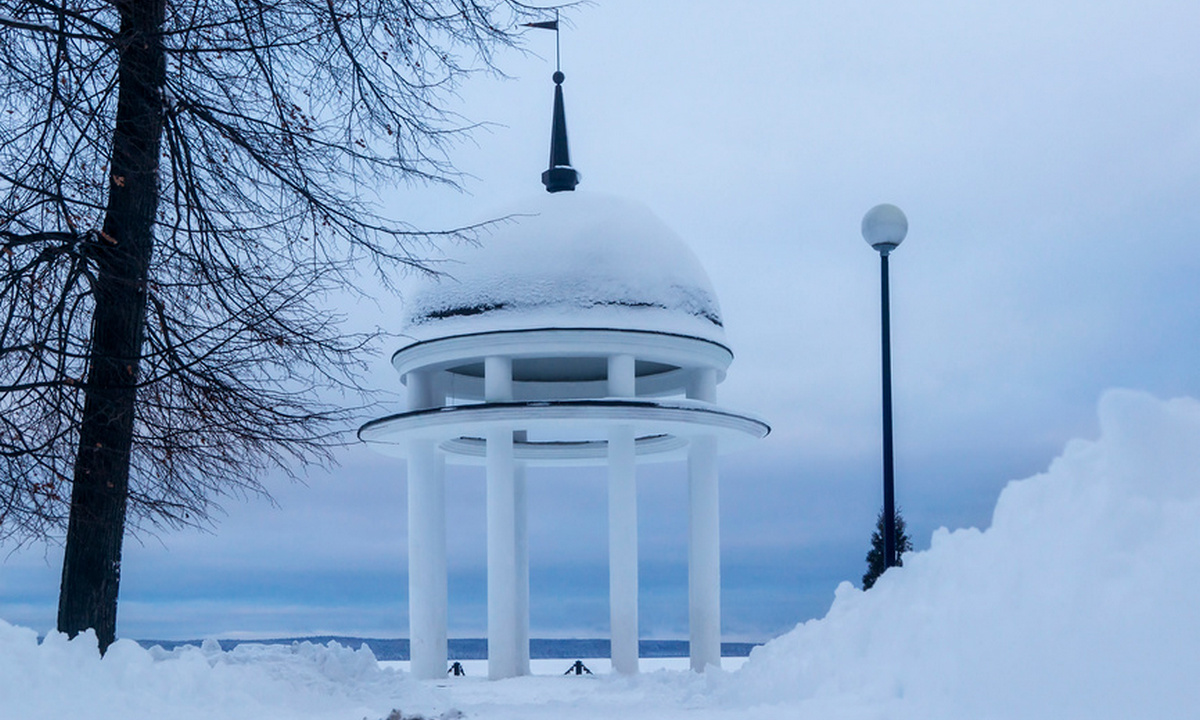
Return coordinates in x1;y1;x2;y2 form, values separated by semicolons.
862;203;908;569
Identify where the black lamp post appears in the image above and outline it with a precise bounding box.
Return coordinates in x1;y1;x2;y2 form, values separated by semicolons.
862;204;908;569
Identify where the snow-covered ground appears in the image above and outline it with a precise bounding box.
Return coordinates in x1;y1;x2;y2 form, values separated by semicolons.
3;389;1198;719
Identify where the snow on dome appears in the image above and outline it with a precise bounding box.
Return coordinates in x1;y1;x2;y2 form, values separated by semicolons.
402;191;725;345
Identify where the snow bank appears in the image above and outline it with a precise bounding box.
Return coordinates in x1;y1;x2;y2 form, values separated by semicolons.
728;389;1200;719
0;625;445;720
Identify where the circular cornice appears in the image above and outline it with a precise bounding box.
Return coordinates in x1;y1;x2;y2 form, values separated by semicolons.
359;398;769;466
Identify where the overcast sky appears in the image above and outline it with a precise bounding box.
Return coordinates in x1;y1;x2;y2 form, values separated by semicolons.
4;0;1200;643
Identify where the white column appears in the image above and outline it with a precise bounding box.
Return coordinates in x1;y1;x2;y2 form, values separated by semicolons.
688;436;720;672
407;438;447;680
405;369;447;681
485;356;520;679
608;354;639;674
514;436;530;676
687;367;717;404
687;367;720;672
608;353;637;398
407;370;432;410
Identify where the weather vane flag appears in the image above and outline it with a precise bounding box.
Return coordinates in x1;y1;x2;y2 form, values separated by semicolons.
523;10;561;71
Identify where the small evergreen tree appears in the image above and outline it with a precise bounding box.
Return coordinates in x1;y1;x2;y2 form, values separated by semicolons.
862;507;914;589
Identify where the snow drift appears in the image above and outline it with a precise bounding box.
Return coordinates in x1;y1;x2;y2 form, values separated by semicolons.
0;627;442;720
730;389;1200;719
2;389;1198;719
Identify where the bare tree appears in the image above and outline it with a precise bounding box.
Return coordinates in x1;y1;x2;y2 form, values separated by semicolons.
0;0;545;651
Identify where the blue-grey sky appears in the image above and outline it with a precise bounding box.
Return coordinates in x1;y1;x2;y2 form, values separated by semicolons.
4;0;1200;642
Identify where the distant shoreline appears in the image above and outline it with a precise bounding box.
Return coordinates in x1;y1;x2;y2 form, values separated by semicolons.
134;637;761;661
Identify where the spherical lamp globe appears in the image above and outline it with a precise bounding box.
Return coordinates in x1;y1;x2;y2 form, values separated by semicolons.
862;204;908;255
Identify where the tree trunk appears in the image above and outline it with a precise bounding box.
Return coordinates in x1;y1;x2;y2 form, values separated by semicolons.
57;0;166;652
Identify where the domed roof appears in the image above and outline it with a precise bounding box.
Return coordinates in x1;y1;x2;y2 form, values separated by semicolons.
401;191;725;345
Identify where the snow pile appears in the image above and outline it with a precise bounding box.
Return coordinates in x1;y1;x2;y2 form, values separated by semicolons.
0;624;444;720
402;192;725;343
728;389;1200;719
2;390;1198;719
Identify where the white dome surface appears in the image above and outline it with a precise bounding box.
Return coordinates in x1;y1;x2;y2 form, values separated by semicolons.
402;191;725;345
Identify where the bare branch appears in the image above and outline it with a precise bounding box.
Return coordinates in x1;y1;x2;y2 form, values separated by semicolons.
1;0;557;545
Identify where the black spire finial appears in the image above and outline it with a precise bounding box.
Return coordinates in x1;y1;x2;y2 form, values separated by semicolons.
523;10;579;193
542;70;579;193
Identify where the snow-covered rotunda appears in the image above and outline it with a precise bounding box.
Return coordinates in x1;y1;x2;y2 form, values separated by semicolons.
359;71;768;680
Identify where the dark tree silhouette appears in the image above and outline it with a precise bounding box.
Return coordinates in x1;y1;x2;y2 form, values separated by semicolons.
862;506;914;589
1;0;547;651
